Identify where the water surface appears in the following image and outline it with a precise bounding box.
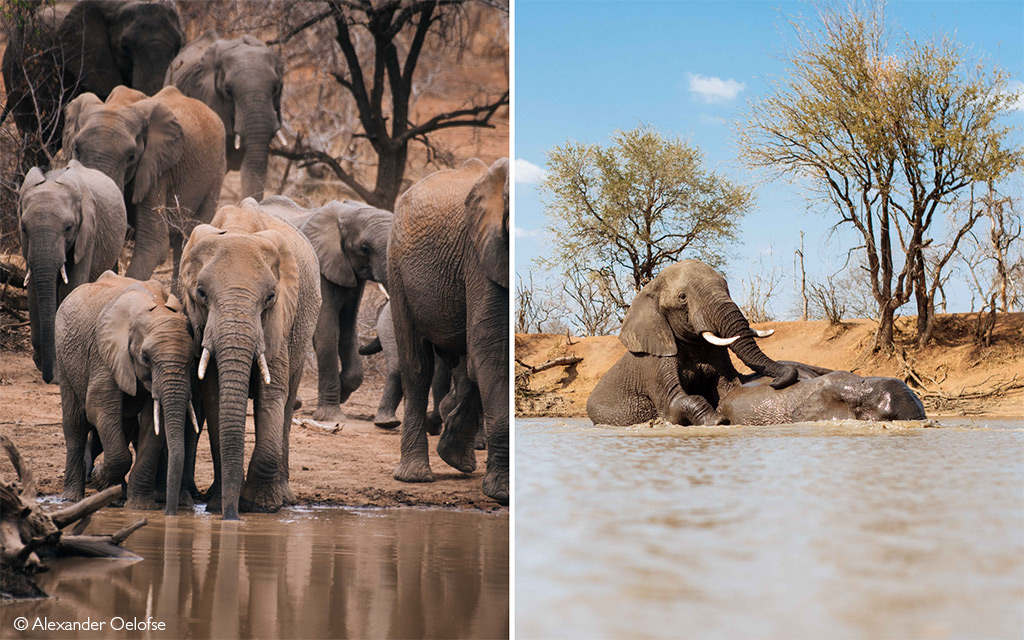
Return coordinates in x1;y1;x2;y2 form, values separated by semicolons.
516;417;1024;639
4;507;508;639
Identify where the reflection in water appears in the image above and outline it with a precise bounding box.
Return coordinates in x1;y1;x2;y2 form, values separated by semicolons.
4;508;508;639
516;418;1024;639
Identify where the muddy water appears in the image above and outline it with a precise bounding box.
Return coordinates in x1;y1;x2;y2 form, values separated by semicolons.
4;507;508;639
516;417;1024;639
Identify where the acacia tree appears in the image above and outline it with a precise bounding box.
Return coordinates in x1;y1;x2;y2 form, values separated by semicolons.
741;3;1022;351
540;124;753;313
269;0;509;210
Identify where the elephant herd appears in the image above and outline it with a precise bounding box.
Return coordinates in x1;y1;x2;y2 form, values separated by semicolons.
6;1;510;520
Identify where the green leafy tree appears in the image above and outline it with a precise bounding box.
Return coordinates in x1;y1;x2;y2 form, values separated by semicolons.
741;3;1022;350
540;124;753;317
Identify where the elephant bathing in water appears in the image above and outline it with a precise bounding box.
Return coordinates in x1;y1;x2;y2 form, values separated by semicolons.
587;259;925;426
180;201;321;520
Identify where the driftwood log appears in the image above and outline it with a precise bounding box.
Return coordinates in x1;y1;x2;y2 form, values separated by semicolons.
0;435;147;599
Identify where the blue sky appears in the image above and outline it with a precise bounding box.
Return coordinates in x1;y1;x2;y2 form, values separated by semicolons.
514;0;1024;319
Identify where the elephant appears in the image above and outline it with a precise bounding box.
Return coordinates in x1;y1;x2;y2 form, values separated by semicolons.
165;31;285;200
359;300;450;431
1;0;184;169
387;157;509;504
718;364;926;424
253;196;392;424
587;259;800;427
55;272;197;514
18;160;127;383
180;201;321;520
63;85;226;284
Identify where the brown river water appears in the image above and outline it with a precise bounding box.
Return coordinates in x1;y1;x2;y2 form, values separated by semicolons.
3;507;508;639
516;417;1024;639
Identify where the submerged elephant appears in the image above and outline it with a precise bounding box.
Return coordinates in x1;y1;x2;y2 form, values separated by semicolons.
388;157;509;504
587;259;799;427
64;86;226;283
1;0;185;168
56;272;196;514
19;160;127;383
165;31;284;200
180;201;321;520
254;196;392;424
719;365;926;424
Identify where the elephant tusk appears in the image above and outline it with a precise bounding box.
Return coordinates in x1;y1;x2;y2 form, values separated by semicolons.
378;282;390;300
60;263;68;284
234;133;242;150
198;348;210;380
23;269;30;286
257;353;271;384
701;331;740;346
276;129;287;146
153;398;161;437
754;328;775;338
188;402;200;434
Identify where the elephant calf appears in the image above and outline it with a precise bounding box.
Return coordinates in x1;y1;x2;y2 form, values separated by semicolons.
56;272;197;514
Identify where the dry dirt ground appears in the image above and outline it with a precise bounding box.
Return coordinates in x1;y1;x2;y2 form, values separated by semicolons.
516;313;1024;419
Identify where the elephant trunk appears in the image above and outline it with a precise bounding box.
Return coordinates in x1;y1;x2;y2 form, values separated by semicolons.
26;240;65;383
235;92;276;200
154;362;191;516
130;50;176;96
709;298;798;388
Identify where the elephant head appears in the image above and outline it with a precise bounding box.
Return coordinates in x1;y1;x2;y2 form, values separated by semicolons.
18;161;115;382
180;211;300;520
169;31;284;199
95;277;195;515
465;157;509;289
59;0;185;98
620;260;798;389
64;87;184;207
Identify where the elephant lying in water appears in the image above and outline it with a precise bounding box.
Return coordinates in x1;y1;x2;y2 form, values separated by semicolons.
718;365;926;424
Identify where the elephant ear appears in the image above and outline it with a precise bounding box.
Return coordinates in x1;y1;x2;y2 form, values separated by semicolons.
19;167;47;199
180;224;225;315
52;161;96;266
131;99;184;205
59;1;122;97
619;283;676;357
464;157;509;288
172;32;231;123
63;93;105;156
97;288;158;396
256;229;299;360
302;209;356;288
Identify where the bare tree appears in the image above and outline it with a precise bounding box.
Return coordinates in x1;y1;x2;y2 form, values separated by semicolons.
515;271;555;334
739;254;782;324
961;185;1024;316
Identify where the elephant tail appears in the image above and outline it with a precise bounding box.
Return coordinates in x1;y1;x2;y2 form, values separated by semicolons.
358;337;382;356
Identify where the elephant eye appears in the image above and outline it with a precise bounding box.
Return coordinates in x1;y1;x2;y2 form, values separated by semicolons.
359;243;371;255
678;292;687;303
140;352;151;366
196;287;207;302
265;291;276;306
64;223;73;233
127;152;137;164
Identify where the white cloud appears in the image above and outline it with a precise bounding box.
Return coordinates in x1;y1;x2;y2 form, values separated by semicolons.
686;72;746;104
515;158;546;184
698;114;727;125
515;227;542;239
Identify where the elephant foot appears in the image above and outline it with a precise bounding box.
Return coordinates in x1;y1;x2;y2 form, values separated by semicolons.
374;412;401;429
239;482;288;513
61;488;85;503
482;464;509;506
204;493;222;514
436;436;477;474
393;457;434;483
313;404;346;425
124;496;162;511
177;488;195;509
426;410;443;436
293;395;303;410
474;430;487;451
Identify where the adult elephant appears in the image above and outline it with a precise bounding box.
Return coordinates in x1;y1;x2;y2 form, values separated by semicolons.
63;86;226;283
587;259;799;427
180;201;321;520
719;365;926;424
254;196;392;424
56;272;197;514
1;0;184;169
165;31;284;200
388;157;508;504
18;160;127;383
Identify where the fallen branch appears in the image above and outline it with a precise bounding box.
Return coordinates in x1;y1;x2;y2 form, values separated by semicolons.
50;484;122;530
0;262;27;290
292;417;342;434
515;356;583;375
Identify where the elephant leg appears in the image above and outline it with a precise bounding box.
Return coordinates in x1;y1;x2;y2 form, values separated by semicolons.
241;359;289;513
470;337;509;505
169;229;185;294
436;360;480;473
124;196;170;281
426;357;450;436
279;365;304;505
336;289;364;404
84;427;103;484
392;326;435;484
61;387;89;502
85;377;133;491
373;371;403;429
179;394;201;507
312;284;346;423
200;372;223;512
651;356;727;426
474;418;486;450
125;400;162;510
